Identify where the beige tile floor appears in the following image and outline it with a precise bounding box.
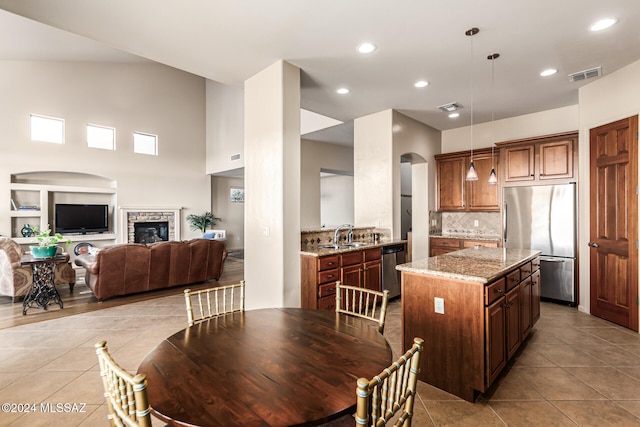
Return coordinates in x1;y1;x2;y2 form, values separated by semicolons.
1;289;640;426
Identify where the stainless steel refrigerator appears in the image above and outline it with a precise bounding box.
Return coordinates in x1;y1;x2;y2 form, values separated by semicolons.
503;183;577;305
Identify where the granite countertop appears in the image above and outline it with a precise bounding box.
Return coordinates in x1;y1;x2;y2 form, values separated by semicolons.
396;247;540;283
300;239;407;257
429;233;501;242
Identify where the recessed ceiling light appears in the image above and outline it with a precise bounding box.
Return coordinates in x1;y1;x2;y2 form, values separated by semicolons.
590;18;618;32
448;112;460;118
540;68;558;77
336;88;350;95
356;42;376;54
414;80;429;88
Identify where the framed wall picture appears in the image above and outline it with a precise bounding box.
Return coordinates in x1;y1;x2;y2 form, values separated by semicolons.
230;188;244;203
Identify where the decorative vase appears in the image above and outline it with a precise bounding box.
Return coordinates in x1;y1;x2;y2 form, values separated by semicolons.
30;245;58;258
21;224;33;237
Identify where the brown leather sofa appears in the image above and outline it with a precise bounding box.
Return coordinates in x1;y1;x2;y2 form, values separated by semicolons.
74;239;227;301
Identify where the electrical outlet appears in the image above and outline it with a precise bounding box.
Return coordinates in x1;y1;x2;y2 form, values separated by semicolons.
263;226;270;237
474;220;479;227
434;297;445;314
431;219;437;227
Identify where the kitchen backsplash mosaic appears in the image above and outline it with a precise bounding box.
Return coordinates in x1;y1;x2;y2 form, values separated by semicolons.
430;211;500;237
301;227;391;248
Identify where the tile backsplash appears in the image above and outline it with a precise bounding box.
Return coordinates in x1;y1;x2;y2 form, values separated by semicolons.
430;211;500;237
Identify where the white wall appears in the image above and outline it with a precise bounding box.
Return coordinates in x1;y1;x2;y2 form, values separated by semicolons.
211;176;245;251
441;105;580;153
391;111;441;259
0;60;209;240
354;110;394;229
300;139;353;229
244;60;301;309
320;174;354;228
578;59;640;322
206;80;244;174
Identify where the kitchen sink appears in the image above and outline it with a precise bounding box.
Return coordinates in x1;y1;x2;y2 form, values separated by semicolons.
318;242;370;250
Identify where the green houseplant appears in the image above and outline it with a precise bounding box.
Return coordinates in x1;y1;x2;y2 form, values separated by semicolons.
30;225;71;258
186;211;222;233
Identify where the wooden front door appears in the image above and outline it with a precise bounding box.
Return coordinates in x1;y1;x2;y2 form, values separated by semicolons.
589;116;639;331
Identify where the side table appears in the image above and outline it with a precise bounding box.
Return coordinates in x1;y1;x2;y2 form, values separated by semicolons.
20;253;68;315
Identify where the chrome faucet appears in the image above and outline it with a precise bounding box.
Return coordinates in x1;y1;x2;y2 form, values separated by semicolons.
334;224;354;245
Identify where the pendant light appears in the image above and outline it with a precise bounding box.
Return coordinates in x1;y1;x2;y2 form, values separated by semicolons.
487;53;500;185
465;27;479;181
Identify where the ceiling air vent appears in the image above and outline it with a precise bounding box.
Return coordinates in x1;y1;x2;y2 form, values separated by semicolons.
230;153;241;161
568;66;602;82
437;102;463;112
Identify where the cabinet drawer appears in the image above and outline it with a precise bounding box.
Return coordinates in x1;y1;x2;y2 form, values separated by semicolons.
319;256;339;271
520;261;533;278
318;268;339;285
364;248;382;262
485;277;506;306
431;238;460;249
505;269;520;292
318;295;336;311
318;282;337;298
531;256;540;271
463;240;499;248
341;251;363;266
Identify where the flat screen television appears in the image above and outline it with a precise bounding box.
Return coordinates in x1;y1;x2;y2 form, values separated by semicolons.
55;203;109;234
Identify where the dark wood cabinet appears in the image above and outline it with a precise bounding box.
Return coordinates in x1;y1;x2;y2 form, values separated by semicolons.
531;269;541;324
301;248;382;310
505;286;521;360
435;147;499;212
520;276;532;340
363;260;382;291
485;297;506;386
468;152;499;211
498;132;577;184
437;156;466;210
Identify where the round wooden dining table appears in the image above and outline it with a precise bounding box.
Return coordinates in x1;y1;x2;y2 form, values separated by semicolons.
138;307;392;426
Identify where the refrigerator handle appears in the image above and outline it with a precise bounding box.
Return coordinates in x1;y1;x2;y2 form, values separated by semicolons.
503;201;507;242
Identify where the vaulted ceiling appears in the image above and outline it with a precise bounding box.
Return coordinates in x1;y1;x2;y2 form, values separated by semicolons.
1;1;639;135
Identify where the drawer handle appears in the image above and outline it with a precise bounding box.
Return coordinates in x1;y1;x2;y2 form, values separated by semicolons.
327;275;334;278
495;288;504;294
327;262;335;266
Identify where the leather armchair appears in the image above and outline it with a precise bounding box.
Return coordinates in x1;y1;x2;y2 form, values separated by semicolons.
0;237;76;302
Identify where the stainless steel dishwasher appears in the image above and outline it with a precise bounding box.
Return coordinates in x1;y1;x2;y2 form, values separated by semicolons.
381;243;406;299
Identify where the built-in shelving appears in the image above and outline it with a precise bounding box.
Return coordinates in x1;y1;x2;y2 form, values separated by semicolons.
8;173;118;244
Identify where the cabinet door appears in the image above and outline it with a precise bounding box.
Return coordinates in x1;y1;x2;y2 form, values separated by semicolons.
506;286;521;360
503;145;535;182
363;260;381;292
437;157;466;210
341;264;362;288
519;277;532;342
467;154;499;211
485;297;506;386
531;270;541;325
539;139;573;180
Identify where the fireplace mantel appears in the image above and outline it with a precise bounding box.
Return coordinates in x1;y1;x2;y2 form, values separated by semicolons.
119;207;182;244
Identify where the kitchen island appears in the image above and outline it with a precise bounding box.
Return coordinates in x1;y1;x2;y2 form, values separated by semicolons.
397;246;540;402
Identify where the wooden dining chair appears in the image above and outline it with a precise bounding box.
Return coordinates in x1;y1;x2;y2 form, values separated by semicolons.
335;281;390;334
184;280;245;326
95;340;152;427
355;337;424;426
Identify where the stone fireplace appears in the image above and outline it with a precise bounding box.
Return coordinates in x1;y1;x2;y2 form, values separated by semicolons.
119;207;182;243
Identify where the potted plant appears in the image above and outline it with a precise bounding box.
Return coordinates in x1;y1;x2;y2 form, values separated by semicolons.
30;225;71;258
186;211;222;234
